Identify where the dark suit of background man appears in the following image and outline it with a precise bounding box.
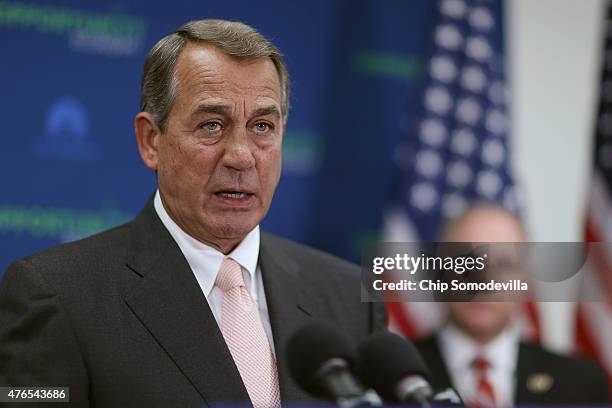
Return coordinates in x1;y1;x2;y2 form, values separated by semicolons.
0;19;386;407
414;204;609;406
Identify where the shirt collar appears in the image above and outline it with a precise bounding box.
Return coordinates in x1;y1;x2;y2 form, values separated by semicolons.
439;321;519;373
153;189;260;296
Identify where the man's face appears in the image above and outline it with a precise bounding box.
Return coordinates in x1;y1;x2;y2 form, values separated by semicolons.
153;43;284;252
443;207;525;343
447;301;516;343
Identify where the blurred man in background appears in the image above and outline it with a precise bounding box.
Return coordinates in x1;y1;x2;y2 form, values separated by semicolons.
415;204;610;406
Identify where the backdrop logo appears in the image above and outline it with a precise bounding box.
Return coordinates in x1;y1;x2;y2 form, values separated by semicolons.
33;97;100;161
0;1;147;56
354;50;423;83
0;204;131;241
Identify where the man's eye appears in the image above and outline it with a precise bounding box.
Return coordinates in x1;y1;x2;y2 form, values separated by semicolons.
201;122;222;132
254;123;273;133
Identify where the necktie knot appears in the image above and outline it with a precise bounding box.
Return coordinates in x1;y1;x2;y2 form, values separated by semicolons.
472;355;491;373
215;258;245;292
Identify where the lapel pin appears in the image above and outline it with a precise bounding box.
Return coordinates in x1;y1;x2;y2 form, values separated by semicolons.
526;372;554;394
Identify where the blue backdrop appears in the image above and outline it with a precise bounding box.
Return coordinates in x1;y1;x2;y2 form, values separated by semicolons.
0;0;503;272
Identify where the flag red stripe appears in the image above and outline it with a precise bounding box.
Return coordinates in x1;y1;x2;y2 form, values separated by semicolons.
578;218;607;358
385;302;419;339
575;306;601;359
524;301;541;343
584;218;612;309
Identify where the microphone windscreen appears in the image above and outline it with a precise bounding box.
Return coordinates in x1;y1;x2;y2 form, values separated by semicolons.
357;331;432;401
286;320;356;397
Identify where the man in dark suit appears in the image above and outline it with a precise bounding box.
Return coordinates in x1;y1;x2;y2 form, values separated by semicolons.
418;335;610;405
415;204;609;406
0;19;386;407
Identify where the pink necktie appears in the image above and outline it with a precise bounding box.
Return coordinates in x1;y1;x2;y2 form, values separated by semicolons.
215;258;281;408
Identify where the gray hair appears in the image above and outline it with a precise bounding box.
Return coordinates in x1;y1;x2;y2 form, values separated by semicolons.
140;19;290;132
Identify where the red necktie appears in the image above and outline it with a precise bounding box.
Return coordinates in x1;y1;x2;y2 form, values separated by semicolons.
470;355;496;408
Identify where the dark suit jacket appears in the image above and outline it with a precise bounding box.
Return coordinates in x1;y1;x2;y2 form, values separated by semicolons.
416;334;610;405
0;198;386;407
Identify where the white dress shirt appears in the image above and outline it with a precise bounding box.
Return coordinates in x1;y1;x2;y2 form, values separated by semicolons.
153;190;275;355
438;323;520;407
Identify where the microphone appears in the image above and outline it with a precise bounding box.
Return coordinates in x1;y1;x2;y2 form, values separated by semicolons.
431;387;464;405
286;321;382;408
357;332;434;406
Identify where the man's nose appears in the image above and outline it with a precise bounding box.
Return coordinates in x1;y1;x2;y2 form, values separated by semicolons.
222;129;256;170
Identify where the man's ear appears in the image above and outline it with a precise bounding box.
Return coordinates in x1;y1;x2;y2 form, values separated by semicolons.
134;112;161;171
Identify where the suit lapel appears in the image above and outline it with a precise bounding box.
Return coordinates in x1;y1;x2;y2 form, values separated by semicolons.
515;343;556;404
515;343;536;403
259;233;316;403
123;200;248;406
416;335;454;390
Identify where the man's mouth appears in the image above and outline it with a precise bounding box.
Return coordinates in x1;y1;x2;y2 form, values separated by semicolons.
214;190;254;199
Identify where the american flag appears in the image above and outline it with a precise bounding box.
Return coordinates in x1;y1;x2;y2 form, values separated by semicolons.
576;0;612;386
384;0;539;340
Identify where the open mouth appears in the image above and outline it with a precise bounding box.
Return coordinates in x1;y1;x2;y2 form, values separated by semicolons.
214;191;254;199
